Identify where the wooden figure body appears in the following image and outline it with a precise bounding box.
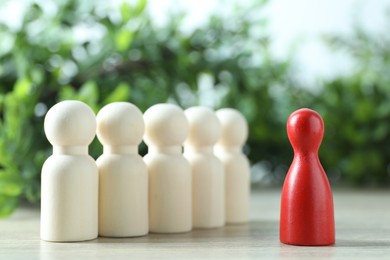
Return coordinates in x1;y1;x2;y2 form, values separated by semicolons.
41;100;98;242
184;107;225;229
215;108;250;224
280;108;335;246
96;102;148;237
143;104;192;233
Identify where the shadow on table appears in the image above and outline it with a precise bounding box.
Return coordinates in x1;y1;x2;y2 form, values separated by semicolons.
92;220;279;244
39;221;278;259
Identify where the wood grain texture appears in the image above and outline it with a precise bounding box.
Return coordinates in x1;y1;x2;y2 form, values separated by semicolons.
1;189;390;259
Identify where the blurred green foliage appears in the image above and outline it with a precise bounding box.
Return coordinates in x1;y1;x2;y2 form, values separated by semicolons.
0;0;389;217
316;27;390;186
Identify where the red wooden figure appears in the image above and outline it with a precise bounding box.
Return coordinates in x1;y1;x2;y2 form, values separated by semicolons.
280;108;335;246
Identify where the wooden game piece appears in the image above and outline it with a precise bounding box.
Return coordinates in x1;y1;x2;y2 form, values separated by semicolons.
184;107;225;229
96;102;148;237
143;104;192;233
215;108;250;224
41;100;98;242
280;108;335;246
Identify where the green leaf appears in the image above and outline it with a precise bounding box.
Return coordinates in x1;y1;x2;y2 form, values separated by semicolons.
0;175;23;197
103;82;130;105
115;29;133;52
3;94;24;140
0;195;19;218
59;82;99;108
14;78;32;98
58;85;77;100
133;0;147;17
120;0;146;21
78;80;99;105
120;2;132;22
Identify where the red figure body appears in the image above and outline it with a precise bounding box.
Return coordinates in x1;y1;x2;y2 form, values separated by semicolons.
280;108;335;246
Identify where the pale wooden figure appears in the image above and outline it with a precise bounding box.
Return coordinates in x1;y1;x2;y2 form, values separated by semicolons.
184;107;225;228
41;100;98;242
215;108;250;224
143;104;192;233
96;102;148;237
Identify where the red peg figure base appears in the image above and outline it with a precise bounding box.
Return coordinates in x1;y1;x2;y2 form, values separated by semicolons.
280;108;335;246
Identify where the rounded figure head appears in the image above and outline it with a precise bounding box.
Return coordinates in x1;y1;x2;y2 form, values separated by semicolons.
184;106;221;147
143;104;188;147
216;108;248;147
44;100;96;146
96;102;144;146
287;108;324;153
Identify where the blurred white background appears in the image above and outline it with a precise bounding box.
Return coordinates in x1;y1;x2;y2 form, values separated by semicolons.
1;0;388;85
148;0;389;85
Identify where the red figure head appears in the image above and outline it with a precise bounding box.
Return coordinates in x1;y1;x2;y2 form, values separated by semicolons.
287;108;324;154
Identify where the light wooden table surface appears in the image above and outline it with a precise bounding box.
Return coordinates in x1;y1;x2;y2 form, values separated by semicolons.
1;189;390;259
